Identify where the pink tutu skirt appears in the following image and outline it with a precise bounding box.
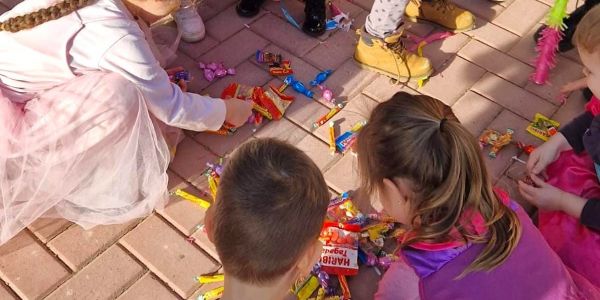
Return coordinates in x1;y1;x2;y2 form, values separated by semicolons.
543;150;600;287
0;72;172;244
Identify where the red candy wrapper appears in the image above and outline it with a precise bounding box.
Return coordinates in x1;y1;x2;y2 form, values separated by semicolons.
319;222;360;276
221;83;294;121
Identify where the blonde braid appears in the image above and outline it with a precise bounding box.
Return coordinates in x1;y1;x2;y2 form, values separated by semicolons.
0;0;93;33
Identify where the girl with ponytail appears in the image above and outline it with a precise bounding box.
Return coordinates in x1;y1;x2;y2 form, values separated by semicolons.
0;0;251;244
352;92;599;299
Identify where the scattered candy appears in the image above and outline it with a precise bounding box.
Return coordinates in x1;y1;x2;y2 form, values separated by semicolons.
281;2;302;30
310;70;333;87
327;192;366;225
197;286;224;300
196;274;225;284
318;85;334;103
326;1;352;31
293;275;320;300
173;189;211;209
511;156;527;165
198;62;235;82
282;75;314;99
295;192;398;299
206;121;238;136
328;121;337;155
313;103;344;129
204;160;223;200
338;275;351;299
526;113;560;141
256;50;282;65
479;129;514;158
335;120;367;154
221;82;295;122
186;236;196;244
516;142;535;155
256;50;293;76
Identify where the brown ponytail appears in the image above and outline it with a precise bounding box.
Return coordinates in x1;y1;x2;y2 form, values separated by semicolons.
0;0;92;33
357;92;522;275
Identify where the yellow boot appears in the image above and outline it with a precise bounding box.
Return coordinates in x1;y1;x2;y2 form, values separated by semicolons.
354;28;433;81
405;0;475;32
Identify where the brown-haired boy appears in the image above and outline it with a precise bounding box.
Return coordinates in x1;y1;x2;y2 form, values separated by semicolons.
205;138;330;300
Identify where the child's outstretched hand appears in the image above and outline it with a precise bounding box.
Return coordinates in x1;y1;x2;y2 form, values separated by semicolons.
527;133;571;175
224;99;253;127
560;77;588;94
518;175;565;211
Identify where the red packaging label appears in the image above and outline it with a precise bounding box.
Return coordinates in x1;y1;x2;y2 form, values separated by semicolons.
319;222;360;276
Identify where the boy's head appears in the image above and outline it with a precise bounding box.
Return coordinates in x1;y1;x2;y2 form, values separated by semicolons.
206;138;329;285
574;5;600;98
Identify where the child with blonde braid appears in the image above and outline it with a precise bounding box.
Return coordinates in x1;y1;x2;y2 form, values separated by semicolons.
0;0;251;244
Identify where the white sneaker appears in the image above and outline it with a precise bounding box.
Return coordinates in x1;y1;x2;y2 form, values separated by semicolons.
174;0;206;43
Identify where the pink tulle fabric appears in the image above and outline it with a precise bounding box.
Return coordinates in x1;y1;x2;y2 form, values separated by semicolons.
585;96;600;116
0;73;171;244
543;150;600;287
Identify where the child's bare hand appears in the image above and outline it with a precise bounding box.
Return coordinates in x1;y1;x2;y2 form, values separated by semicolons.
560;77;588;94
224;99;252;128
518;174;565;211
527;133;570;175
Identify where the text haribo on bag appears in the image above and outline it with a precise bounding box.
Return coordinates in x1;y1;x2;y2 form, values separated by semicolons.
319;222;360;276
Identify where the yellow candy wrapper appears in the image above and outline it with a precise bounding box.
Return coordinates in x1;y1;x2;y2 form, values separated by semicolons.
526;113;560;141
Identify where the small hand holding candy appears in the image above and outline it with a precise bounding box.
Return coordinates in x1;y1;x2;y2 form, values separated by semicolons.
518;175;562;211
224;99;253;127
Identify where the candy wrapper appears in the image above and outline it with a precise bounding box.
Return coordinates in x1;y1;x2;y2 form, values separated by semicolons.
198;62;235;82
221;83;294;121
256;50;294;76
335;120;367;154
327;192;366;225
205;160;224;200
526;113;560;141
319;222;360;276
479;128;514;158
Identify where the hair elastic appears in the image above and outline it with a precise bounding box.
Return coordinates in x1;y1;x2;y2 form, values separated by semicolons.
439;118;448;130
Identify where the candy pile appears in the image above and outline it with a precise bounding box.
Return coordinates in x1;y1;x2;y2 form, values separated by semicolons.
292;192;400;300
218;82;295;128
198;62;236;82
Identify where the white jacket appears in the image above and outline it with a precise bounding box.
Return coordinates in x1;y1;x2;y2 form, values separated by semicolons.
0;0;226;131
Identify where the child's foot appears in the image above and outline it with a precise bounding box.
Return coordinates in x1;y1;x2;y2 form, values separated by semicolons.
302;0;326;37
236;0;265;18
354;28;433;81
404;0;475;33
174;0;205;43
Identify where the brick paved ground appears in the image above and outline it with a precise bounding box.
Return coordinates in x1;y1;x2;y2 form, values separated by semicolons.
0;0;589;298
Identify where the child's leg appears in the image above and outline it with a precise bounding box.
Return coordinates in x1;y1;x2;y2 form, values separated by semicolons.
0;72;170;243
365;0;409;38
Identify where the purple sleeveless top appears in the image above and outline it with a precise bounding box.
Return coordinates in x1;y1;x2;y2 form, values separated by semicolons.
377;200;600;300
